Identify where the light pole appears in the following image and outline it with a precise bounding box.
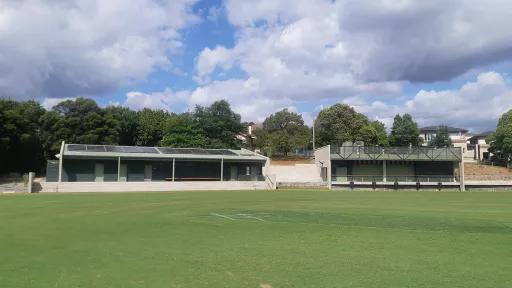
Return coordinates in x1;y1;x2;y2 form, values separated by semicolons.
312;118;316;151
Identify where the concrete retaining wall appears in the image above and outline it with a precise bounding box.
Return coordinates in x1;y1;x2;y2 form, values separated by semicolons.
267;163;323;183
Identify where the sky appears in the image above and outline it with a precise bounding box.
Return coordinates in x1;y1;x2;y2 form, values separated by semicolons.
1;0;512;133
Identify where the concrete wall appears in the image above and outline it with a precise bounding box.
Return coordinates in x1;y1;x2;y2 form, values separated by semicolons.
314;145;331;186
267;164;323;183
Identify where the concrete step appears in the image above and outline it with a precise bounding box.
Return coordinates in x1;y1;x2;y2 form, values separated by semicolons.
35;181;269;193
0;183;26;193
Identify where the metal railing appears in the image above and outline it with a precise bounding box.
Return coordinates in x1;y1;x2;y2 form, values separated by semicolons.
332;174;458;183
265;174;277;189
330;146;462;161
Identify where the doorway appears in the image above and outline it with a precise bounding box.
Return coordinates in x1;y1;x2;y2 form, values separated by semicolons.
94;163;104;182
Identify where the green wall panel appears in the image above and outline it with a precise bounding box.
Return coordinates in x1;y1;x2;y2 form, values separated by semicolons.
152;162;172;181
63;159;95;182
45;160;59;182
175;161;221;180
126;161;145;182
103;160;118;182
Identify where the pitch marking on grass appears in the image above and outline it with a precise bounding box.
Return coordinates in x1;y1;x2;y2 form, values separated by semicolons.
237;213;266;222
210;213;236;221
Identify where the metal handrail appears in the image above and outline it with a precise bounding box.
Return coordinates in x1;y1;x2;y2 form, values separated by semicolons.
265;174;277;189
332;174;458;183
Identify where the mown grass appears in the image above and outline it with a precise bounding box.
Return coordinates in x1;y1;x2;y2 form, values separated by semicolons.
1;190;512;288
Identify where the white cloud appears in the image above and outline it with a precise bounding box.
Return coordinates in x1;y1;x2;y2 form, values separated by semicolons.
41;97;75;110
0;0;198;100
122;70;511;132
195;46;236;83
350;72;512;132
221;0;512;82
185;0;512;129
124;89;191;111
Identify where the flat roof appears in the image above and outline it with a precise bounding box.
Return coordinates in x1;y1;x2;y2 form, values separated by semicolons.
326;145;462;162
62;143;267;162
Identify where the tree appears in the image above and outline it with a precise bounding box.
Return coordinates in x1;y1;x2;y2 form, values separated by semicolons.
315;104;372;146
429;126;452;148
254;128;271;154
135;108;170;146
389;114;422;146
194;100;244;149
0;99;46;173
364;120;389;146
160;113;207;148
258;109;310;156
39;98;120;161
40;110;65;159
50;98;118;144
489;109;512;163
104;106;138;146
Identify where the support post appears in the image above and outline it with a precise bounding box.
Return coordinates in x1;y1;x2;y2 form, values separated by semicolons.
383;160;387;182
117;157;121;182
312;119;316;152
28;172;35;193
327;145;332;190
459;147;465;191
220;158;224;182
172;158;175;182
58;141;65;183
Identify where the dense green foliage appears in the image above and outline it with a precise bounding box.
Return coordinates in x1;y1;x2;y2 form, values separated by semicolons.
194;100;245;148
389;114;422;146
256;109;310;156
160;113;207;148
104;106;139;146
429;126;452;148
1;190;511;288
489;109;512;162
315;104;388;146
0;100;46;173
135;108;170;146
368;120;390;146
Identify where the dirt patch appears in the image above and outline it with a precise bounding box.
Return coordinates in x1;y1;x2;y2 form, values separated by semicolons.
260;284;272;288
465;163;512;180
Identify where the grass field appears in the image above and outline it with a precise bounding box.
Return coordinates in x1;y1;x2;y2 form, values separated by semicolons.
1;190;512;288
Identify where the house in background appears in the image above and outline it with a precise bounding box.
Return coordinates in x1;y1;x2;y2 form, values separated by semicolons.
236;122;260;147
468;131;493;161
419;126;470;153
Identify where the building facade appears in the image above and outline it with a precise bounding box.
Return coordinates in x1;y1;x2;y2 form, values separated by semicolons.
419;126;469;152
468;132;493;161
315;145;464;190
44;143;271;191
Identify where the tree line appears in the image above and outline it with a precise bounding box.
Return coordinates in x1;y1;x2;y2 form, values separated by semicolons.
2;97;507;174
